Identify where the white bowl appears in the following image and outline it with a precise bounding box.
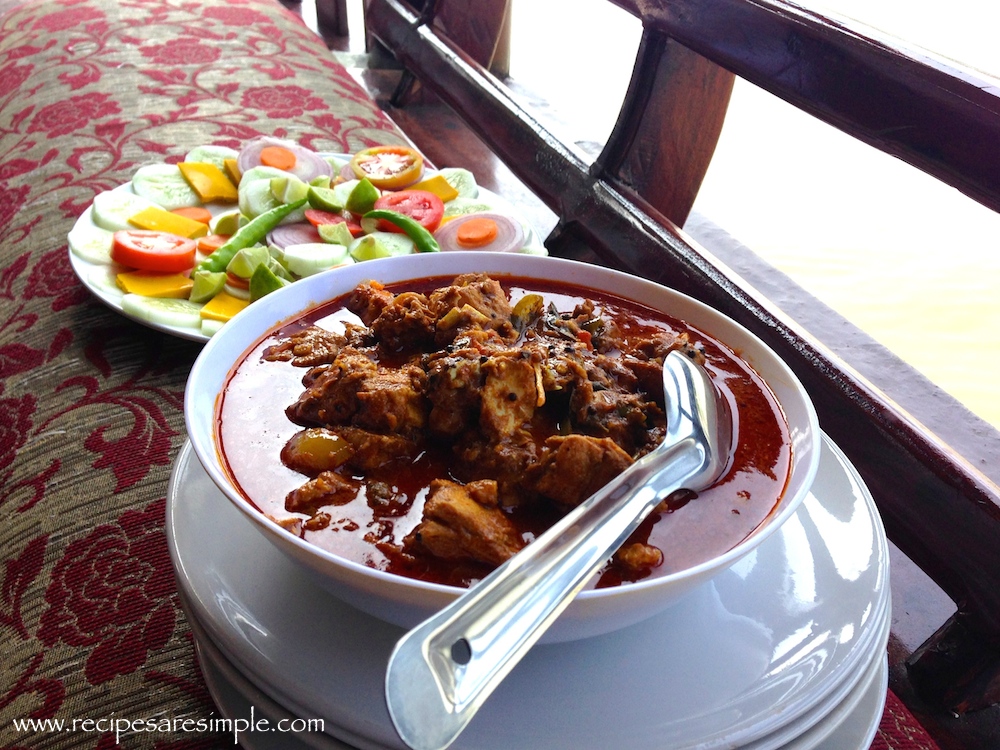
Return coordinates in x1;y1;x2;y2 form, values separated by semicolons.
185;252;820;642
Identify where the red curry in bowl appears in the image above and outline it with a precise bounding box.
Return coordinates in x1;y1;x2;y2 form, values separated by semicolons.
217;273;790;589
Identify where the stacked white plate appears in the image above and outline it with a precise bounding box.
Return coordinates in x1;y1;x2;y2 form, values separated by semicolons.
166;432;890;750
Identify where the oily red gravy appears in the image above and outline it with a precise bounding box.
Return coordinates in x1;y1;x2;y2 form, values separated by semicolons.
218;273;790;589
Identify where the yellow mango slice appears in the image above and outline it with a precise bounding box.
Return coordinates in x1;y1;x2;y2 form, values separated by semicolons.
178;161;239;203
223;158;242;187
128;206;208;238
116;270;194;298
409;173;460;202
200;290;249;322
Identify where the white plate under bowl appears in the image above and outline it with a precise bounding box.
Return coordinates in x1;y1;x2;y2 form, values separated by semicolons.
806;656;887;750
189;610;349;750
742;599;890;750
166;433;886;750
186;594;888;750
184;252;822;642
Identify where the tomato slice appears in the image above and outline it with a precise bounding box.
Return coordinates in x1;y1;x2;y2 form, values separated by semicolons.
349;146;423;190
372;190;444;234
111;230;197;273
304;209;364;237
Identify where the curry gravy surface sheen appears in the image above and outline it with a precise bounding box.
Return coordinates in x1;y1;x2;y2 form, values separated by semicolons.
218;275;791;589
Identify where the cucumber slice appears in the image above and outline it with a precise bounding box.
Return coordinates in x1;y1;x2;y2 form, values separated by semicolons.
201;318;226;337
91;190;160;232
121;294;203;329
324;155;348;173
436;167;479;198
239;179;281;219
239;165;298;217
184;145;240;170
240;180;309;224
442;197;494;219
131;163;201;210
87;265;123;298
349;232;415;261
520;242;548;257
282;242;351;277
239;165;290;185
68;222;115;264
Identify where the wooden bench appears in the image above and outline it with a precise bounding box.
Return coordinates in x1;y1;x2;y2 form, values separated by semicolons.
362;0;1000;730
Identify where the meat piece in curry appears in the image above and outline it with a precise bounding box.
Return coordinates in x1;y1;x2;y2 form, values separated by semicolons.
403;479;525;567
527;434;634;509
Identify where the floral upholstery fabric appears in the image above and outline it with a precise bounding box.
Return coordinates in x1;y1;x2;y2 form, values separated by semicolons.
0;0;403;746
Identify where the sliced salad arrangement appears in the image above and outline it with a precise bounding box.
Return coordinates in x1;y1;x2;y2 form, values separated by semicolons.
68;136;543;340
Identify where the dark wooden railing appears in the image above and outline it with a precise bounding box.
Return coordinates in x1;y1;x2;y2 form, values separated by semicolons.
364;0;1000;717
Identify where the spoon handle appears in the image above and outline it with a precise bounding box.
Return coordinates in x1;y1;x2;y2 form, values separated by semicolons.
384;437;704;750
384;352;728;750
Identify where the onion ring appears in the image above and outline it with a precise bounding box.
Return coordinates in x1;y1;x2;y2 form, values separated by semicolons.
267;223;323;250
237;136;333;184
434;212;526;253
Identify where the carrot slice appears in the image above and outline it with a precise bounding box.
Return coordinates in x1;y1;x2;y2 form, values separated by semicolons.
456;217;499;248
197;233;231;254
260;146;297;171
172;206;213;225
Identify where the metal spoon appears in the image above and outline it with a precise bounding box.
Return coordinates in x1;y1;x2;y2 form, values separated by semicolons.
384;350;734;750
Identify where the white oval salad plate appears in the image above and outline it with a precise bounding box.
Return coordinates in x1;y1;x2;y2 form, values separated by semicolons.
68;150;546;343
166;434;890;750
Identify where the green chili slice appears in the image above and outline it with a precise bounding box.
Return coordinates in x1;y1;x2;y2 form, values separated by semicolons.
194;198;307;274
362;209;440;253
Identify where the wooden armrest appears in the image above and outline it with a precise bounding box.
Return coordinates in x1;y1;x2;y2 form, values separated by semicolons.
614;0;1000;214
